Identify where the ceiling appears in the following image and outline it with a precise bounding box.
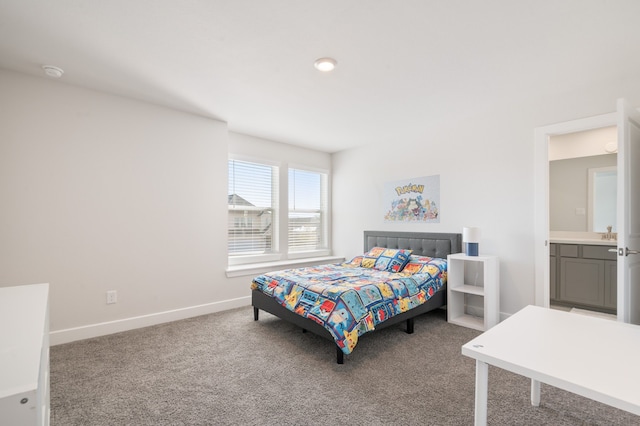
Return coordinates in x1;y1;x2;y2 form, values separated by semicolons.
2;0;640;153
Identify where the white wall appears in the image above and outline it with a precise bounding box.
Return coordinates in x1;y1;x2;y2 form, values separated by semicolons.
331;75;640;318
0;70;230;340
228;132;331;170
0;70;331;344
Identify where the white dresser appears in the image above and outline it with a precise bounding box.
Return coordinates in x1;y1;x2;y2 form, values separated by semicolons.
0;283;50;426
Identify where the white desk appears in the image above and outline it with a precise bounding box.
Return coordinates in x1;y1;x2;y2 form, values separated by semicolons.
462;305;640;426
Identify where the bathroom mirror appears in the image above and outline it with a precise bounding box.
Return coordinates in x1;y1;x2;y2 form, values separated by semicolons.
588;166;617;232
549;154;617;232
548;126;617;234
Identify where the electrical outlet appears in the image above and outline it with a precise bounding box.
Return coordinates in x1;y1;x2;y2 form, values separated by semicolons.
106;290;117;304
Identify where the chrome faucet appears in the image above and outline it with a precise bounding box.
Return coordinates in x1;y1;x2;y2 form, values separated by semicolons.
601;226;617;240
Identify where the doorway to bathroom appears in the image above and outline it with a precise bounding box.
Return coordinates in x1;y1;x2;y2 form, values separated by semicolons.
548;126;618;318
535;99;640;325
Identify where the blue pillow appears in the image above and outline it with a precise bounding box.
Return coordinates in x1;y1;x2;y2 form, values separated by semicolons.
361;247;412;272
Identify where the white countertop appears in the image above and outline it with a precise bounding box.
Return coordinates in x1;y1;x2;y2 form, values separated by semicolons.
550;238;617;246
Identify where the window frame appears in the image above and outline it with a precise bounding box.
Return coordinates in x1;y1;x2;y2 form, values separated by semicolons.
287;164;330;259
227;156;280;266
227;156;330;266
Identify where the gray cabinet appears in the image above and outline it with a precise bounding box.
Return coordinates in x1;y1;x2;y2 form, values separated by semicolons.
551;243;616;313
550;243;557;300
604;260;617;309
560;257;604;306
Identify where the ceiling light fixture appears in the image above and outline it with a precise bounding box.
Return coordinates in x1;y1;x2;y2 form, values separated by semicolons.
314;57;337;72
42;65;64;78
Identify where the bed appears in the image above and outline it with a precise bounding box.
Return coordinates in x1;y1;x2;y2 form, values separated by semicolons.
251;231;462;363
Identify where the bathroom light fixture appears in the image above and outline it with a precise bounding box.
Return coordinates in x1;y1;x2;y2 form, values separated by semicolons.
42;65;64;78
314;57;337;72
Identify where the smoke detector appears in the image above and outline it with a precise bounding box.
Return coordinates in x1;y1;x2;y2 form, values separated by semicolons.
42;65;64;78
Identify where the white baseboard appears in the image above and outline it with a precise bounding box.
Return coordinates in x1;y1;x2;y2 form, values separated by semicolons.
50;296;251;346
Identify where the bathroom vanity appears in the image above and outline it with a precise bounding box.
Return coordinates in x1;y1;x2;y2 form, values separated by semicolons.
550;238;617;313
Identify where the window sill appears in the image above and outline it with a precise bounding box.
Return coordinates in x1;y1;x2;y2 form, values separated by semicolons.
225;256;345;278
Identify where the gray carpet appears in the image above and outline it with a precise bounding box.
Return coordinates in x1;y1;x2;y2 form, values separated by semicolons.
50;306;639;425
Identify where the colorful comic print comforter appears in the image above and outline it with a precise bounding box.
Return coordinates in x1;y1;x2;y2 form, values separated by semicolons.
251;262;447;355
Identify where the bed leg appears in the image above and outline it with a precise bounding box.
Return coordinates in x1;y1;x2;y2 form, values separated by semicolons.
253;307;259;321
406;318;414;334
336;346;344;364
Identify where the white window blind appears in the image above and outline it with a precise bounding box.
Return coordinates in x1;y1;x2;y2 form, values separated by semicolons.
228;159;277;256
288;168;327;252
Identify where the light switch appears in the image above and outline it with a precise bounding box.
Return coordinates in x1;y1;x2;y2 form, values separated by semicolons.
575;207;586;216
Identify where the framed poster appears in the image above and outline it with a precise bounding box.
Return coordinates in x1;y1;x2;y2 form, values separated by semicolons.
383;175;440;222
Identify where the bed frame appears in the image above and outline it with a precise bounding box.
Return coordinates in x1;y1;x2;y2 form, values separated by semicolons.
252;230;462;364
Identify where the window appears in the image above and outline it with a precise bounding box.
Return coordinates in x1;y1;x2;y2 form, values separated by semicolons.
288;168;328;253
228;158;329;265
228;159;278;259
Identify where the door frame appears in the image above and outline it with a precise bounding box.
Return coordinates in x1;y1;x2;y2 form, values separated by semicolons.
533;112;617;307
615;99;640;323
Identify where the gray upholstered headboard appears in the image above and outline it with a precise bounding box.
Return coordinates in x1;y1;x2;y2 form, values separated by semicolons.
363;231;462;259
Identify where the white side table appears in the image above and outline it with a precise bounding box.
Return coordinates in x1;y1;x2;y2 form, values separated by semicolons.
447;253;499;331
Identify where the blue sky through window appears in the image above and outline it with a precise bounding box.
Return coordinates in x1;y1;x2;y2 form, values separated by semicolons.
289;169;321;210
228;160;322;210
